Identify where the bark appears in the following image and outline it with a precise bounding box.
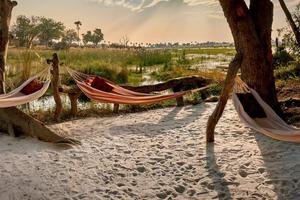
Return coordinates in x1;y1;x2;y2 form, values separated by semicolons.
68;93;80;116
219;0;281;115
50;53;62;121
0;0;17;93
206;54;242;142
278;0;300;46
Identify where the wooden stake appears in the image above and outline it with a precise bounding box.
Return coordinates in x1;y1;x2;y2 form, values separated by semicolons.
206;54;242;143
113;104;119;113
50;53;62;121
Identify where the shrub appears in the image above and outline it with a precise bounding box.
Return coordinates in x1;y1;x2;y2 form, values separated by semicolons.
116;68;128;84
273;49;294;68
275;63;300;80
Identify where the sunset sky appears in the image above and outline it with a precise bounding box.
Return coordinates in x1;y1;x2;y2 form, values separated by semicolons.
12;0;299;43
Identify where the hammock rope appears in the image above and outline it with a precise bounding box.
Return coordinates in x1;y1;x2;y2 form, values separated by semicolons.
232;77;300;143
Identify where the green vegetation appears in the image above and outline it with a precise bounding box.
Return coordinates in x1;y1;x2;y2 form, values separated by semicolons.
172;47;236;56
275;62;300;81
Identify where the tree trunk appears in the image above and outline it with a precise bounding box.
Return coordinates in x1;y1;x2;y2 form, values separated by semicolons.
0;0;17;93
278;0;300;46
50;53;63;121
68;93;80;116
206;54;242;142
219;0;281;115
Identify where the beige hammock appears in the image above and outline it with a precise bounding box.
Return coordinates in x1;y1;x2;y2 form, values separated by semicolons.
0;66;51;108
232;77;300;143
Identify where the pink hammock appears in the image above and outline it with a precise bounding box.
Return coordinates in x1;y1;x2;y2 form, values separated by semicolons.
66;67;209;105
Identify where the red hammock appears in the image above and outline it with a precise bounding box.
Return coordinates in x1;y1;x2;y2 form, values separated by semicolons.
66;67;209;105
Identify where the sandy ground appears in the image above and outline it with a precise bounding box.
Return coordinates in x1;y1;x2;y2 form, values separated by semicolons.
1;101;300;200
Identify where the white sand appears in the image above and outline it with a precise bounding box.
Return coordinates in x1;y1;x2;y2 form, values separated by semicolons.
1;101;300;200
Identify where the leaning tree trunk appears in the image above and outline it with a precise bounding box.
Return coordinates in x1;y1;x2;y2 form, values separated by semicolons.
278;0;300;46
0;0;79;144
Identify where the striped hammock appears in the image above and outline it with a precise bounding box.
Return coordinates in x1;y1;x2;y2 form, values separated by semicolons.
66;67;210;105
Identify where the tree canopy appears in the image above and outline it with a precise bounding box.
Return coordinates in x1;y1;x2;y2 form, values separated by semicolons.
82;28;104;47
11;15;104;49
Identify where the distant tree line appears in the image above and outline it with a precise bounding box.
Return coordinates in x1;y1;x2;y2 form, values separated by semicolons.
10;15;104;49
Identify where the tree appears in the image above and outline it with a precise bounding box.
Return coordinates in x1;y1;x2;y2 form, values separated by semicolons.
91;28;104;47
82;28;104;47
206;0;281;142
119;35;130;47
74;20;82;45
38;17;65;47
82;30;93;46
61;29;79;48
278;0;300;46
278;2;300;55
11;15;40;48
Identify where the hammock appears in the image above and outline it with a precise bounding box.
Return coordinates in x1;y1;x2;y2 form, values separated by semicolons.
0;66;51;108
232;77;300;143
66;67;209;105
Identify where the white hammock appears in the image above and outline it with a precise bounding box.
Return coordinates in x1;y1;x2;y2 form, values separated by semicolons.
232;78;300;143
0;66;51;108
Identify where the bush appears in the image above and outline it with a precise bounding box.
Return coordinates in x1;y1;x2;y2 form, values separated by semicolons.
273;49;294;68
53;41;70;50
275;63;300;80
116;68;128;84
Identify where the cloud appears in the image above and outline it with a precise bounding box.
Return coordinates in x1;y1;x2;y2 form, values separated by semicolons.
89;0;219;12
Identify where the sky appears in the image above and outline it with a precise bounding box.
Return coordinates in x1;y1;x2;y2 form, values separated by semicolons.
12;0;299;44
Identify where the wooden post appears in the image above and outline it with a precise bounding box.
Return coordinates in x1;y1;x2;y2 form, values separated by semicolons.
173;84;184;107
176;96;184;107
68;93;80;116
206;54;242;143
49;53;62;121
113;104;119;113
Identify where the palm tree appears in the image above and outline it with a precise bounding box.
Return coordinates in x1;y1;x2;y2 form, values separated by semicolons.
74;20;82;46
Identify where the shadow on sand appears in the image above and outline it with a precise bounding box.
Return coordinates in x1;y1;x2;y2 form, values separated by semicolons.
108;104;208;137
206;143;233;200
254;131;300;200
